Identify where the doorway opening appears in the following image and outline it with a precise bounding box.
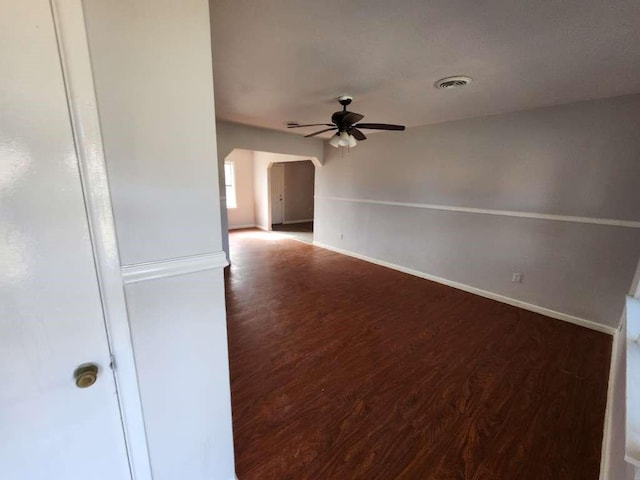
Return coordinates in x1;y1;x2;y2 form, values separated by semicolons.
222;149;318;245
269;160;315;244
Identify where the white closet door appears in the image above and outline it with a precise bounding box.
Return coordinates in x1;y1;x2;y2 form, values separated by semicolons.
0;1;131;478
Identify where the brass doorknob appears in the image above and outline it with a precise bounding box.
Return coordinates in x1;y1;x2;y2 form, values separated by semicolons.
74;364;99;388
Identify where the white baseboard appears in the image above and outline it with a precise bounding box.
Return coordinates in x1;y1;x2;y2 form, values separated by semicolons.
283;218;313;225
229;224;256;230
313;241;616;335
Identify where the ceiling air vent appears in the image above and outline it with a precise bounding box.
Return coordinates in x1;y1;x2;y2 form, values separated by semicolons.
434;76;472;90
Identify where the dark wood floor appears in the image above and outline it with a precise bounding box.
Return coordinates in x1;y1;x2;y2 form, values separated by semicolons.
225;229;611;480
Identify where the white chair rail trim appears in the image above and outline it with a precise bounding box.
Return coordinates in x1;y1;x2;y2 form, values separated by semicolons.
315;196;640;228
122;251;229;284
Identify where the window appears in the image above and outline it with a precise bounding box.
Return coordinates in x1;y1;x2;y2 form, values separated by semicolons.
224;162;237;209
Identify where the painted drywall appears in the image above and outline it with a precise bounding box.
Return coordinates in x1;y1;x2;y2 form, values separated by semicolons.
123;269;234;480
216;121;324;163
215;121;323;256
83;1;236;480
282;160;315;222
253;152;271;230
315;94;640;328
226;149;255;228
84;0;223;265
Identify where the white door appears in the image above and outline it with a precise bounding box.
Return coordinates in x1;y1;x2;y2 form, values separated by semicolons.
271;164;285;225
0;2;131;479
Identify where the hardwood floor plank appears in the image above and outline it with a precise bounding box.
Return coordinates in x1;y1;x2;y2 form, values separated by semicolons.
225;230;611;479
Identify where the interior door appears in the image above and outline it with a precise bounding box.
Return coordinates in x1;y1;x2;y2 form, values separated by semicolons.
271;164;285;225
0;2;131;479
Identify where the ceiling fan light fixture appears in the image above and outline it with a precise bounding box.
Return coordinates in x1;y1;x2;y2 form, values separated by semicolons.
338;131;351;147
329;134;341;148
348;134;357;148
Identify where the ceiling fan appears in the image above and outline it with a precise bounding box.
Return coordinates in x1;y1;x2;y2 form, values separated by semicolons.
287;96;405;148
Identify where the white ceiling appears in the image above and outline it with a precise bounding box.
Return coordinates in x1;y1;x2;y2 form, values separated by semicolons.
210;0;640;136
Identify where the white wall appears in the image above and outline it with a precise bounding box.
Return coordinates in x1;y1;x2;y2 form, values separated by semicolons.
226;149;255;228
253;152;271;230
216;121;324;163
83;1;236;479
283;160;315;222
315;94;640;329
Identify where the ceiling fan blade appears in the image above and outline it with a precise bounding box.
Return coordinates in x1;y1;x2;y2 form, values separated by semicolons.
304;127;337;138
287;123;334;128
343;112;364;125
354;123;405;131
348;127;367;141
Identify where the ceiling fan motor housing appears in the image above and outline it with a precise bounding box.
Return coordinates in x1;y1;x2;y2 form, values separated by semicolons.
338;95;353;108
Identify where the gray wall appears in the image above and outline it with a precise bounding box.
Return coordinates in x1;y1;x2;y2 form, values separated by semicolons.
315;94;640;329
282;160;315;222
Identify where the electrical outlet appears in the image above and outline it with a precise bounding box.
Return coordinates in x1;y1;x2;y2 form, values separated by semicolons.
512;273;523;283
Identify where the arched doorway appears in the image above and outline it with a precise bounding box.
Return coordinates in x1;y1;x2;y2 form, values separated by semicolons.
221;149;321;247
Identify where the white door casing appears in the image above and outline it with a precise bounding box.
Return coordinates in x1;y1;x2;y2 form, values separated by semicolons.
271;164;285;225
0;1;139;479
